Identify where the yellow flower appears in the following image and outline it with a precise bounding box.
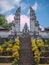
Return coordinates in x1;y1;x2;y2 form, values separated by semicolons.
13;45;20;50
34;52;40;57
15;39;20;43
0;46;3;52
31;39;37;47
32;43;36;47
4;41;9;45
15;42;20;46
34;49;40;62
38;43;44;47
31;39;35;44
34;57;40;62
32;47;37;51
12;51;19;58
8;44;12;48
6;47;11;52
34;55;40;61
37;39;44;47
15;39;20;45
34;55;38;58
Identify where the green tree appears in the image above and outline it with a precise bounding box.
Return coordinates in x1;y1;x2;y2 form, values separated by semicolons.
0;14;11;29
3;23;11;29
0;14;7;25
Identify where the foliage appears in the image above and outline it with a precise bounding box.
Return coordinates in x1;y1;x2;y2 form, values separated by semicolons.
31;39;37;51
32;46;37;51
8;44;12;48
44;39;49;44
12;59;18;65
13;45;20;51
34;50;40;63
0;14;11;28
2;43;7;48
6;47;11;52
3;23;11;29
37;39;44;47
36;38;45;56
31;39;37;47
15;39;20;45
31;39;40;65
12;51;19;59
0;39;20;65
0;14;7;25
0;45;3;52
8;39;13;44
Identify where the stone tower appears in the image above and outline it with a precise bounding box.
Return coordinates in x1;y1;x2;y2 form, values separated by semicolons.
30;7;39;34
22;23;29;33
14;7;21;32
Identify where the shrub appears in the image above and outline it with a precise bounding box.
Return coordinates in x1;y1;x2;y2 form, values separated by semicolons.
0;45;3;52
6;47;11;52
12;51;19;60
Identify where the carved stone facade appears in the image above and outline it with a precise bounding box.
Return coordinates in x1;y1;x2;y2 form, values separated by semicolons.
30;7;39;33
14;7;21;32
22;23;29;33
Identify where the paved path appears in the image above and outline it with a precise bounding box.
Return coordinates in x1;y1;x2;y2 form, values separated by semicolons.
19;36;34;65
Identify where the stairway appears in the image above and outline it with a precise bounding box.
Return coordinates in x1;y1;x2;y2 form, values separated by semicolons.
39;39;49;64
19;36;34;65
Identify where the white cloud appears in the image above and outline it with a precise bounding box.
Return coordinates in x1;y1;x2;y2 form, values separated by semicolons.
27;2;39;15
39;26;44;31
32;2;39;11
6;14;14;23
20;2;27;11
6;14;30;31
0;0;21;13
20;14;30;31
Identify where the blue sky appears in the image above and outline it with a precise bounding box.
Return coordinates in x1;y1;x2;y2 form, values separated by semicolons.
0;0;49;30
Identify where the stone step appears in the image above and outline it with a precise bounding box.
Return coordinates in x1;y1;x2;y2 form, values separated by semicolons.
40;57;49;64
39;64;49;65
0;63;12;65
19;63;34;65
19;36;34;65
0;56;13;63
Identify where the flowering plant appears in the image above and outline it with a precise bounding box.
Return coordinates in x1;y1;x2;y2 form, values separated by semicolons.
32;46;37;51
34;50;40;65
0;45;3;52
15;39;20;45
6;47;11;52
8;44;12;48
31;39;36;47
37;39;44;47
13;45;20;51
12;51;19;59
31;39;40;65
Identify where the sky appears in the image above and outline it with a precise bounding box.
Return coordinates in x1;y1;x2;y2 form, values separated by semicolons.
0;0;49;30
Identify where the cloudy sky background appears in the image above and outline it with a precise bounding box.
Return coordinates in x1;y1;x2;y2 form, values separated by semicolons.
0;0;49;30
